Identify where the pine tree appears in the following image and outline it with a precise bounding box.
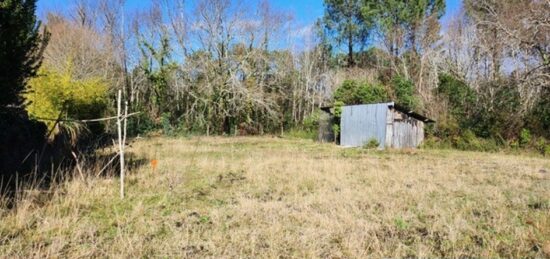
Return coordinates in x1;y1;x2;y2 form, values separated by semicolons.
322;0;375;67
375;0;445;57
0;0;49;109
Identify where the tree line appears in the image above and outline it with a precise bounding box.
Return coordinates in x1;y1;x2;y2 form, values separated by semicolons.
1;0;549;154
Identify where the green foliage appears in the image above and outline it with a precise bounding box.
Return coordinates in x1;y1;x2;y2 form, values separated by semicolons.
430;75;548;154
161;112;174;135
534;138;547;155
286;128;317;140
394;217;409;230
455;130;483;151
333;80;388;105
303;111;321;133
391;76;419;109
0;0;49;108
437;73;477;121
355;47;391;69
519;129;531;148
475;79;522;139
430;116;460;139
363;138;379;149
332;124;340;137
526;89;550;139
285;112;321;140
331;101;344;144
375;0;445;56
333;101;344;118
423;129;500;152
322;0;374;66
433;74;477;144
127;113;158;136
509;139;520;150
420;137;453;150
24;66;108;134
139;32;177;118
435;74;479;141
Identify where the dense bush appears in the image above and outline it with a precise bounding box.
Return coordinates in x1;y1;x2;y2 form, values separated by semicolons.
283;111;321;140
302;111;321;133
422;132;500;152
474;79;523;139
24;66;108;137
333;80;388;105
127;113;158;136
519;128;531;148
526;90;550;139
437;73;477;128
428;74;550;154
391;76;420;110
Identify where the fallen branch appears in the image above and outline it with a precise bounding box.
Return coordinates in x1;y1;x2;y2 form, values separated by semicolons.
71;151;84;179
96;152;119;177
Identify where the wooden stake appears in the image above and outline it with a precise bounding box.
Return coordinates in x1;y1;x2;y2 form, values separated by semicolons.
117;90;125;199
123;101;128;149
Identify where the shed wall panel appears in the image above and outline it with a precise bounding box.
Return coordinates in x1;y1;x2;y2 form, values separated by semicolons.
340;104;388;148
391;111;425;148
385;108;393;147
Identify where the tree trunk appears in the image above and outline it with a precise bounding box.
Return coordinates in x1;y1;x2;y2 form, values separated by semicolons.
347;34;354;67
491;29;500;80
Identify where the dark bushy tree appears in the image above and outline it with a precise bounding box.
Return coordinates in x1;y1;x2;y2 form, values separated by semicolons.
0;0;50;190
526;89;550;139
391;75;420;110
437;74;477;126
475;79;522;139
333;79;388;105
0;0;49;109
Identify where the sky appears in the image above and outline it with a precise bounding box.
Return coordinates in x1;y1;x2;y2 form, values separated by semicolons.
37;0;463;25
36;0;463;51
262;0;462;30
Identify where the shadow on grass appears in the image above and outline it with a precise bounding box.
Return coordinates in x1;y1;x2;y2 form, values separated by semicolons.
0;111;149;208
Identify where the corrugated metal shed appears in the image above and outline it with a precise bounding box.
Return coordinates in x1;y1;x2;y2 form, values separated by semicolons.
323;102;433;149
388;108;425;148
340;103;388;148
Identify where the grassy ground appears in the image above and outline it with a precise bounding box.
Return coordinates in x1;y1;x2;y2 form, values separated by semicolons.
1;136;549;258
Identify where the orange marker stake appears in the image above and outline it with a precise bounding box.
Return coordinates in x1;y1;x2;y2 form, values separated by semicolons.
151;159;158;173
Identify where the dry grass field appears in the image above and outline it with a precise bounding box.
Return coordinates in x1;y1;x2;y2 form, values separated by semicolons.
1;136;550;258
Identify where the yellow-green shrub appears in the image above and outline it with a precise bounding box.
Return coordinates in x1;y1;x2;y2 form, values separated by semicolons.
23;66;108;135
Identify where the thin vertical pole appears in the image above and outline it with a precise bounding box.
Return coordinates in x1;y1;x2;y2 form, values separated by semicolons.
123;101;128;197
117;90;125;199
123;101;128;147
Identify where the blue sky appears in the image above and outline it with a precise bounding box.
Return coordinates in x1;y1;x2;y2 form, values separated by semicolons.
37;0;462;51
37;0;463;26
267;0;462;29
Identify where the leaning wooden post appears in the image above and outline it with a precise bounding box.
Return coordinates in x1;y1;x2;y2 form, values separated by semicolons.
117;90;125;199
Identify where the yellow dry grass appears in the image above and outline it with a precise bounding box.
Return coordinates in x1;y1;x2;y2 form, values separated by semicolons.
1;136;549;258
